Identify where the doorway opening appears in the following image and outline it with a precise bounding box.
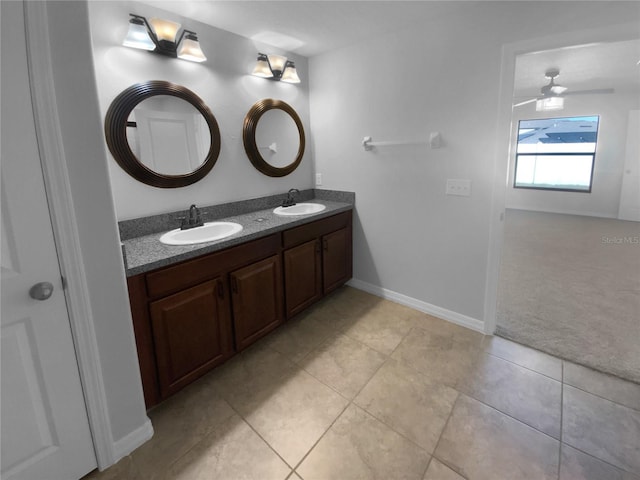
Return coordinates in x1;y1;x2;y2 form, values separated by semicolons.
494;38;640;383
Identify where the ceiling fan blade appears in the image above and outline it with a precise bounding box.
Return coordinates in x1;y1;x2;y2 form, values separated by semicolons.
513;98;537;107
564;88;615;96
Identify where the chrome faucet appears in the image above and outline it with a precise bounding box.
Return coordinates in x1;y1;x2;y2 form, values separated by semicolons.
180;204;204;230
282;188;299;207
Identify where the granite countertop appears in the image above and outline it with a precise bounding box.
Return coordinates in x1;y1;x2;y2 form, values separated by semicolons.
122;194;353;277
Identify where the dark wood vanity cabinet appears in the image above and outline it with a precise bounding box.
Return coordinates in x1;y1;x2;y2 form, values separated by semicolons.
283;211;352;318
283;239;323;318
127;211;352;408
149;279;232;399
322;226;351;293
230;255;283;351
127;233;282;407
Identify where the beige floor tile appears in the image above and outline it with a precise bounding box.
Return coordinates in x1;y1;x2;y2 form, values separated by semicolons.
262;312;335;363
91;293;640;480
563;385;640;475
457;352;562;438
423;459;465;480
165;414;291;480
560;444;640;480
308;286;381;330
413;314;485;348
297;404;430;480
299;333;386;399
355;358;458;452
205;340;298;407
127;382;236;478
82;456;139;480
483;335;562;380
342;299;419;354
435;395;559;480
391;327;482;388
563;361;640;411
234;369;349;467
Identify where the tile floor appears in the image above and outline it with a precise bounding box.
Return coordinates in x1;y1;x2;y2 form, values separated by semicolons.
85;286;640;480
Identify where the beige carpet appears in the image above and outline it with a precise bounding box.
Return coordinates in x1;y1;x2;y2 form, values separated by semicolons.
496;209;640;384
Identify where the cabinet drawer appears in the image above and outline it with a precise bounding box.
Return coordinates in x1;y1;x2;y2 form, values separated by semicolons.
146;234;280;298
283;211;351;249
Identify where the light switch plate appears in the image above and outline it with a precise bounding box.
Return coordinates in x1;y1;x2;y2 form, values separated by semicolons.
446;179;471;196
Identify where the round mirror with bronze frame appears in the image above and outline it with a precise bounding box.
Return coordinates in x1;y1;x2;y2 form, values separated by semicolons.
105;81;221;188
243;99;305;177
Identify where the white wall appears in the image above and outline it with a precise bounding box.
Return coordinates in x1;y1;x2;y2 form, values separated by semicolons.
89;1;313;221
309;2;639;323
618;110;640;221
44;1;149;448
507;93;640;218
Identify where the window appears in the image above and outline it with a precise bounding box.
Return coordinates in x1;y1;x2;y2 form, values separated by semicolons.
514;115;599;192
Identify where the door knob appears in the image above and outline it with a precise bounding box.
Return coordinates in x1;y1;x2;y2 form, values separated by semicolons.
29;282;54;301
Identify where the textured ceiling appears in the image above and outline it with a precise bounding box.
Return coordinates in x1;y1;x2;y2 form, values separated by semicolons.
514;39;640;97
139;1;639;96
140;1;482;57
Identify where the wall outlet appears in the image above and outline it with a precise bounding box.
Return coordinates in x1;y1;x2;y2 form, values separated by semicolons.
446;179;471;197
315;173;323;186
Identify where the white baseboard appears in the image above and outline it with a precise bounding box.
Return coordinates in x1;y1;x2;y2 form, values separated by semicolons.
506;206;617;219
111;418;154;466
347;278;485;334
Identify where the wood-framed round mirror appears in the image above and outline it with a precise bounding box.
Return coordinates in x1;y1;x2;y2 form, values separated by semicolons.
243;99;305;177
105;81;221;188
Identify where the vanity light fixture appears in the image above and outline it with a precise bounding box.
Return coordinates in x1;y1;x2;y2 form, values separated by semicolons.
251;53;300;84
122;14;207;63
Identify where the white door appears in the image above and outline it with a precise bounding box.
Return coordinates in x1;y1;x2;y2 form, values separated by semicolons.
618;110;640;222
136;106;207;174
1;1;97;479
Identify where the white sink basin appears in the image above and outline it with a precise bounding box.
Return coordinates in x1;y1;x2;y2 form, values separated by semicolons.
273;203;326;216
160;222;243;245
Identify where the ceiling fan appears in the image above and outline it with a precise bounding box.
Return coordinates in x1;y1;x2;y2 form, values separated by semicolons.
514;68;615;109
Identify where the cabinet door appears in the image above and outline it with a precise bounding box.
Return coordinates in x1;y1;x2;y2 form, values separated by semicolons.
150;279;232;399
322;227;352;294
230;255;284;351
284;239;322;318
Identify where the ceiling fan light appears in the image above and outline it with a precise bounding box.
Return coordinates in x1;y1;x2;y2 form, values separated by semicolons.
280;62;301;84
123;18;156;51
550;85;568;95
149;17;181;42
536;96;564;112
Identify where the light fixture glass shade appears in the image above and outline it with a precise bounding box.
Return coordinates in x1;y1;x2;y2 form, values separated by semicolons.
536;96;564;112
280;63;301;84
123;21;156;51
177;36;207;62
252;58;274;78
149;17;181;42
267;54;287;73
549;85;568;95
